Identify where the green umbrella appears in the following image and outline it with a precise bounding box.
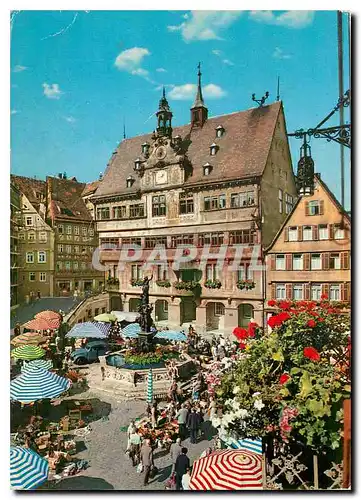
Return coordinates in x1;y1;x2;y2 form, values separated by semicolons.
11;345;46;360
94;313;117;323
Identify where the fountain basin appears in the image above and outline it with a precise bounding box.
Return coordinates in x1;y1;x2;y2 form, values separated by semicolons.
106;353;165;370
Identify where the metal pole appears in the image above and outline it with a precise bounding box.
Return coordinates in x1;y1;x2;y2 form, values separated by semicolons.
338;11;345;208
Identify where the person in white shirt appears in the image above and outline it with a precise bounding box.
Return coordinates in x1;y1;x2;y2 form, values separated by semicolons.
182;467;191;490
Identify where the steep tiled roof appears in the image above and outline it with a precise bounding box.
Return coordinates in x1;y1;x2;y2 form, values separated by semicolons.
47;176;92;222
11;175;46;208
82;180;100;197
94;101;282;198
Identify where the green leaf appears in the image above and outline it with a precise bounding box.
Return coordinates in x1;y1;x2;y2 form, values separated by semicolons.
299;371;313;399
272;350;284;362
290;367;302;375
344;385;351;392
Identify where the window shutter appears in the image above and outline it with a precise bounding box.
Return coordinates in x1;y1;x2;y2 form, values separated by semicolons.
284;228;289;242
312;225;319;240
329;224;334;239
304;283;311;300
319;200;324;215
270;254;276;271
322;253;330;270
285;254;292;271
340;283;350;302
298;227;303;241
304;253;311;270
321;283;330;298
345;282;350;302
305;201;310;216
341;251;350;270
286;284;293;300
271;283;276;300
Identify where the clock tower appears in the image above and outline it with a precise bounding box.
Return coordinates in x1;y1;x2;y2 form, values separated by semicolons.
156;87;173;138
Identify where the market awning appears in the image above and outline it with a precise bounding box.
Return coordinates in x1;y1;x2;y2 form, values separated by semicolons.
111;311;139;323
11;332;49;347
10;446;49;490
94;312;117;323
11;345;45;360
65;321;110;338
121;323;141;338
189;449;263;490
10;366;71;403
22;317;57;331
154;330;187;342
21;359;53;372
35;310;61;321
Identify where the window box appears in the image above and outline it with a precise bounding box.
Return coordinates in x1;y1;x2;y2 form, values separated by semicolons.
173;281;201;292
156;280;171;288
130;279;143;287
204;279;222;289
236;280;255;290
107;277;119;286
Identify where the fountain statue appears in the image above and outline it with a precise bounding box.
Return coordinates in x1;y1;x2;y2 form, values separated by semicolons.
137;275;155;351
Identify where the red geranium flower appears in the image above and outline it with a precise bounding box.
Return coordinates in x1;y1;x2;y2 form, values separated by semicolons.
239;342;246;350
318;317;325;322
279;373;291;385
267;316;280;328
233;327;249;340
279;301;292;310
268;300;277;307
307;319;317;328
321;293;328;300
303;346;320;361
248;322;258;338
278;312;291;322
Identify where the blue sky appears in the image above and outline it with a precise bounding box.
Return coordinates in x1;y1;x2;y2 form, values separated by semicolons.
10;10;350;209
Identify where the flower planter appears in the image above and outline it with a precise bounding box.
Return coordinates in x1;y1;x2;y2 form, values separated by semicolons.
236;280;255;290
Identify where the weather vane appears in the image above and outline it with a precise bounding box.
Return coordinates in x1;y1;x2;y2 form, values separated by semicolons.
252;91;270;107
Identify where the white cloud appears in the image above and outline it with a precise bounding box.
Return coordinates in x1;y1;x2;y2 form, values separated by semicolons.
272;47;291;59
168;83;226;100
42;83;62;99
249;10;315;28
131;68;149;77
13;65;28;73
212;49;222;56
64;116;76;123
222;59;234;66
114;47;154;82
168;11;241;42
212;49;234;66
156;68;167;73
11;109;19;115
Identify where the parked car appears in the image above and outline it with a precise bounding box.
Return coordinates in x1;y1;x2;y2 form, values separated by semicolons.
70;340;109;365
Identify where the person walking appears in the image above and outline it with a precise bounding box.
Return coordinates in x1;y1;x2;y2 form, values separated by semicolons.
126;420;137;452
140;439;154;486
129;430;141;466
187;408;200;444
182;467;191;490
169;437;182;474
176;404;188;440
175;447;190;491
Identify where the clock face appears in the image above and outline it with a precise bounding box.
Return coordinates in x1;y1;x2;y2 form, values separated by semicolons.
155;146;167;160
155;170;168;185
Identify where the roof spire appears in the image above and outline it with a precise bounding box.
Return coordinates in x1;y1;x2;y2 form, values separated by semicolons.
276;76;280;102
193;61;205;108
191;62;208;128
162;86;166;99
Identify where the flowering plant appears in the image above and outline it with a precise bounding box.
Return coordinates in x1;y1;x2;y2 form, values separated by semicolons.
215;299;350;454
236;280;255;290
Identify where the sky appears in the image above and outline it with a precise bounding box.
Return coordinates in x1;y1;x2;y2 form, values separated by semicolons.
10;10;351;209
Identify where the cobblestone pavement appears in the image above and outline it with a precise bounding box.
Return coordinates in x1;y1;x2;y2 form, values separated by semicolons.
52;389;216;491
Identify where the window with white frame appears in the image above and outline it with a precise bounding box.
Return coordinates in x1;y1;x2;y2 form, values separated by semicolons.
293;254;303;270
58;244;63;253
131;264;143;280
215;303;225;316
311;284;322;301
285;194;293;214
288;227;298;241
156;265;168;281
82;227;87;236
26;252;34;263
65;261;71;270
73;261;79;270
19;232;25;240
330;284;340;301
206;264;217;281
276;284;286;299
39;272;46;282
81;261;86;269
74;226;79;235
89;228;94;236
293;284;303;300
29;272;35;281
311;254;321;270
334;225;345;239
66;225;72;235
39;232;47;242
330;253;341;270
25;216;33;226
319;224;328;240
28;232;35;242
307;200;321;215
56;262;62;271
276;255;285;270
237;264;253;281
66;245;72;254
38;251;46;263
303;226;312;241
58;225;64;234
278;189;283;213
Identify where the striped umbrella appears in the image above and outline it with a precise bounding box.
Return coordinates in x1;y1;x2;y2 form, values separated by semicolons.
10;447;49;490
11;332;48;347
11;345;45;360
21;359;53;372
189;449;263;490
10;366;71;403
94;312;117;322
22;318;56;331
35;310;61;321
227;437;262;455
65;321;110;338
121;323;141;338
154;330;187;342
146;369;153;404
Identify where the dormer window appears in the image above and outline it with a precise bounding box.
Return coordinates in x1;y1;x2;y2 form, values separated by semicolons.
134;158;143;173
173;135;182;148
141;143;150;156
215;125;225;138
210;143;218;156
126;176;135;188
203;162;212;176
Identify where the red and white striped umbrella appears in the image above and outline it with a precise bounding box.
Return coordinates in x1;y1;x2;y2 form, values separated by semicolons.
22;318;57;331
35;311;61;328
189;449;263;490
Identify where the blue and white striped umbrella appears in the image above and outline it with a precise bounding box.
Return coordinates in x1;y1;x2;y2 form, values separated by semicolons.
10;366;71;403
21;359;53;373
154;330;187;342
228;437;262;455
10;447;49;490
65;321;110;338
146;369;153;404
121;323;141;338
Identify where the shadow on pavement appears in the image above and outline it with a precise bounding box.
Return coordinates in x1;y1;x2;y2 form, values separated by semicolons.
52;476;114;490
154;464;172;483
